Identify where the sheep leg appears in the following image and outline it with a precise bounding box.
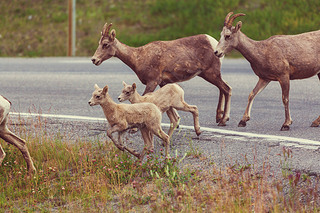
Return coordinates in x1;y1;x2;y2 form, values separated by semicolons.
107;126;126;151
216;90;225;123
311;116;320;127
239;78;270;127
279;77;292;131
117;131;140;158
311;74;320;127
151;126;170;158
165;108;179;139
139;127;154;160
107;126;140;158
173;102;201;136
142;81;158;95
199;70;231;126
0;121;36;173
0;144;5;166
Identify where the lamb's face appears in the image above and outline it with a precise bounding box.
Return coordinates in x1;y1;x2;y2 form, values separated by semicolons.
88;84;105;106
118;82;134;102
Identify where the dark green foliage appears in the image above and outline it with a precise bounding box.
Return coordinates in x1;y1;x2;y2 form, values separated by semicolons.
0;0;319;56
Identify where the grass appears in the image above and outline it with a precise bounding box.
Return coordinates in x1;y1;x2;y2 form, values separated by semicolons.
0;0;319;57
0;115;319;212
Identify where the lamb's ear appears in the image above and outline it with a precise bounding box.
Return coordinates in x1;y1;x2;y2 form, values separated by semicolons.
94;84;100;90
102;85;109;95
132;83;136;90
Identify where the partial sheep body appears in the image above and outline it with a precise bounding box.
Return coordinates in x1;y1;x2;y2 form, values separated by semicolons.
88;84;170;159
118;82;201;137
0;95;36;174
215;12;320;130
91;23;231;126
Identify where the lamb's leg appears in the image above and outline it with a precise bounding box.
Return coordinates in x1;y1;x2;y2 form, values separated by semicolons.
239;78;270;127
0;144;6;166
118;130;141;158
107;126;140;158
151;126;170;158
173;101;201;136
139;127;154;160
165;108;179;138
0;121;36;173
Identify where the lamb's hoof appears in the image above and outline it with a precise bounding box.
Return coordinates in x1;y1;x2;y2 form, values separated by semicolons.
280;125;290;131
238;120;247;127
311;122;319;127
128;128;138;134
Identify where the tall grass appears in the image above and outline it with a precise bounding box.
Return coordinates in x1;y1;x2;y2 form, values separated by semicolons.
0;115;319;211
0;0;319;57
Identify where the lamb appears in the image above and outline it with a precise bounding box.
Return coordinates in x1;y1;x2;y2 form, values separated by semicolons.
0;95;36;174
91;23;232;127
88;84;170;159
118;82;201;138
214;12;320;130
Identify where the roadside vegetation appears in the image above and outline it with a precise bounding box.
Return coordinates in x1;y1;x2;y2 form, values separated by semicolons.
0;115;319;212
0;0;319;57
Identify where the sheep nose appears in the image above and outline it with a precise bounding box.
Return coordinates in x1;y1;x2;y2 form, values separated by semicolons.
91;58;96;64
117;97;121;101
214;51;218;55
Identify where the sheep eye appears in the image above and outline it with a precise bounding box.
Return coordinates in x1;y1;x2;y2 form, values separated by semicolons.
96;95;100;99
102;43;109;49
126;91;130;95
225;35;231;40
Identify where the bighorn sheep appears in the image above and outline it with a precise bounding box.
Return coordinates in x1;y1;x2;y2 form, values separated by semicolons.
214;12;320;130
88;84;170;159
118;82;201;138
0;95;36;174
91;23;232;126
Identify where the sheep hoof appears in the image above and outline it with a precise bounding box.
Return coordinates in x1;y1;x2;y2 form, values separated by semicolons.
128;128;138;134
238;120;247;127
196;130;202;136
218;122;226;127
280;125;290;131
310;122;319;127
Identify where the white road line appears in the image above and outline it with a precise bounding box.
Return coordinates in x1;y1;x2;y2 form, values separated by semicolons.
10;112;320;148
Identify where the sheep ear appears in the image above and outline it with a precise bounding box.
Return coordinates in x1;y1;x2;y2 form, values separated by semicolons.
102;85;108;95
94;84;100;90
132;83;136;90
122;81;127;87
109;29;116;41
235;21;242;32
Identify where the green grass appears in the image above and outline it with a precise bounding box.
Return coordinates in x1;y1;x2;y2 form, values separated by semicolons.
0;116;319;212
0;0;319;57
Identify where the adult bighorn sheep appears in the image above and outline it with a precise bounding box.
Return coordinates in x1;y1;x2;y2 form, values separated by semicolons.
214;12;320;131
88;84;170;160
91;23;232;126
0;95;36;174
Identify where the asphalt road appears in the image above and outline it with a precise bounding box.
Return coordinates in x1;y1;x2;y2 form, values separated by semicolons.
0;57;319;175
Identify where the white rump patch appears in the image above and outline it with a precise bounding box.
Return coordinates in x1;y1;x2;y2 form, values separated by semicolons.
205;34;224;64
